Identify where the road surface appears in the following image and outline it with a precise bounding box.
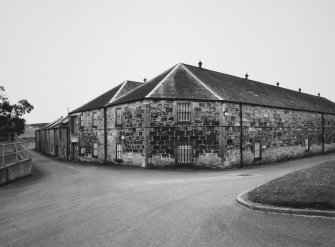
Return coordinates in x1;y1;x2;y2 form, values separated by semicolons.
1;151;335;247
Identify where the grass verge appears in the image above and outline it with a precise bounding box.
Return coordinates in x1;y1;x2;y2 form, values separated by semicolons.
247;161;335;210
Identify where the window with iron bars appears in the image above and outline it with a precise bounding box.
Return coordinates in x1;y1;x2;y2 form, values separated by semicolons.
116;108;122;125
92;112;98;127
177;145;192;164
80;114;84;128
92;142;98;157
305;138;309;151
71;115;79;134
116;143;123;160
177;102;191;122
254;141;261;159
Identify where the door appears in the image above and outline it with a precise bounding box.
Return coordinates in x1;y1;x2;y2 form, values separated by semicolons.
55;145;59;157
72;143;79;160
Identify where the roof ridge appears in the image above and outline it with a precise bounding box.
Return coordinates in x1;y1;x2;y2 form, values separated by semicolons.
41;117;63;130
181;64;223;100
146;63;181;98
108;80;128;104
109;64;178;106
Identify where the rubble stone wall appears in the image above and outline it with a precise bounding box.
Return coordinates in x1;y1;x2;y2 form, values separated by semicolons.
107;101;147;167
76;109;105;163
241;105;323;166
106;100;335;168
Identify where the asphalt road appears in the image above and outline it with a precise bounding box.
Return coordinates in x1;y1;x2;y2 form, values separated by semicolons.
1;151;335;247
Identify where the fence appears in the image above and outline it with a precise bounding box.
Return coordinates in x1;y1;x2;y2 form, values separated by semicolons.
0;134;31;167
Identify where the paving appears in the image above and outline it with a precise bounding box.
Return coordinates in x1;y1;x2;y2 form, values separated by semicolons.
1;151;335;247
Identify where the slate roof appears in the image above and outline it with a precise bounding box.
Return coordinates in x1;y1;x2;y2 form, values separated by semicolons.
38;117;63;131
110;63;335;114
110;65;177;105
70;80;142;114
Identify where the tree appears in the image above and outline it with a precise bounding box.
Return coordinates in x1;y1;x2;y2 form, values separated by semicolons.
0;86;34;135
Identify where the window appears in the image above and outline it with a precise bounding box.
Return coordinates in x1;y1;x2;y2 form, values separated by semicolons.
116;143;123;160
305;138;309;151
177;145;192;164
80;114;84;128
93;142;98;157
80;147;86;155
116;108;122;125
92;112;98;127
254;141;261;160
71;115;79;135
177;102;191;122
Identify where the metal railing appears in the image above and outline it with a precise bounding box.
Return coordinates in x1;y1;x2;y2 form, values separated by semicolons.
0;134;31;167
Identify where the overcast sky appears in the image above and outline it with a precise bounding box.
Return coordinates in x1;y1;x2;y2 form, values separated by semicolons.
1;0;335;123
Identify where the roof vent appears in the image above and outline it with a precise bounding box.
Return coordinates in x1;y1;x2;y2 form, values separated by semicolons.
143;78;147;83
245;73;249;79
198;60;202;68
318;93;320;97
298;88;301;93
276;82;279;87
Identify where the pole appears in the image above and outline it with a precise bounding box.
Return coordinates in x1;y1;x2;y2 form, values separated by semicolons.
239;103;243;168
2;144;4;166
322;113;325;154
104;107;107;164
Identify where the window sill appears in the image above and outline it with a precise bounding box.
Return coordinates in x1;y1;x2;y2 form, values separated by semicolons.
176;121;192;124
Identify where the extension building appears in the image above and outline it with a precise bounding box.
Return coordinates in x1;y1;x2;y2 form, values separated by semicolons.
35;116;69;159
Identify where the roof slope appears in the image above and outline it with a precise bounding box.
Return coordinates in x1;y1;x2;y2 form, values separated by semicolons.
111;63;335;114
184;64;335;114
39;117;63;131
111;65;177;105
70;80;142;113
148;64;219;100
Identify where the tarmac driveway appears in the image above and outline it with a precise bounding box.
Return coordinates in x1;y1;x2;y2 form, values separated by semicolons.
1;151;335;247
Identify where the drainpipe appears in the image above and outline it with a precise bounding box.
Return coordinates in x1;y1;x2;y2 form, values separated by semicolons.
322;113;325;154
67;126;70;160
104;107;107;164
239;103;243;167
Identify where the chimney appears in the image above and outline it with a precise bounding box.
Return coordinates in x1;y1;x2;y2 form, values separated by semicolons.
276;82;279;87
318;93;320;97
198;60;202;68
245;73;249;79
143;78;147;83
299;88;301;93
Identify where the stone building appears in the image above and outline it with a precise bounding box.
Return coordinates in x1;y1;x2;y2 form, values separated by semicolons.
68;80;142;162
35;118;62;154
35;116;69;159
66;62;335;168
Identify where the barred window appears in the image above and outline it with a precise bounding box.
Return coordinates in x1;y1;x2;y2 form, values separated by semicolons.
254;141;261;159
80;114;84;128
116;108;122;125
177;102;191;122
116;143;123;160
71;115;79;134
92;112;98;127
93;142;98;157
177;145;192;164
305;138;309;151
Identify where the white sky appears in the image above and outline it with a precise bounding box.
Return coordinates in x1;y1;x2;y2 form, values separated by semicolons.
1;0;335;123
